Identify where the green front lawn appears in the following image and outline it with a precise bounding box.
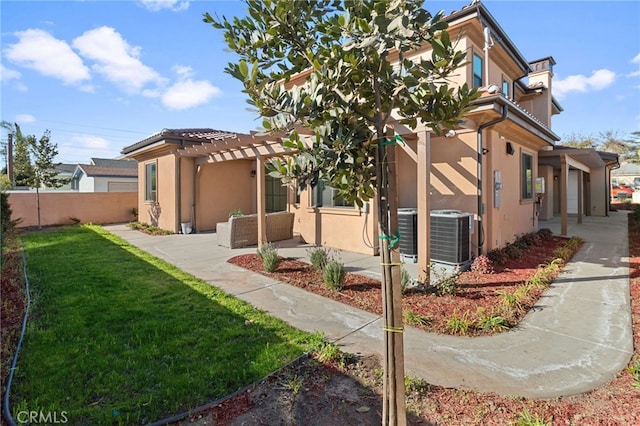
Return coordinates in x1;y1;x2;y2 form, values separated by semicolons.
11;225;322;424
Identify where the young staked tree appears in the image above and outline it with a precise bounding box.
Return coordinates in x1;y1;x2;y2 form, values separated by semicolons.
27;130;66;228
207;1;478;423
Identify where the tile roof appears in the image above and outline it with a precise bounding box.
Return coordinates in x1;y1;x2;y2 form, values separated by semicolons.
121;128;240;155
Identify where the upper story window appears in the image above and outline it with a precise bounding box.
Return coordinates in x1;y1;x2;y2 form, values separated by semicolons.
145;162;157;202
314;180;353;208
502;78;510;97
521;152;533;200
473;53;483;88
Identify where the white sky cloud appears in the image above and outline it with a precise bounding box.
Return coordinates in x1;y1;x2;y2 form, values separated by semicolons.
139;0;189;12
72;26;165;94
553;69;616;99
4;29;91;86
161;79;220;110
15;114;36;123
631;53;640;64
58;134;119;161
0;64;21;82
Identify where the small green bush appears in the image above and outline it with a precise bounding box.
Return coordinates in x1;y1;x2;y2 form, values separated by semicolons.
504;243;523;259
323;260;345;291
487;248;508;266
445;310;473;335
476;308;510;332
308;246;331;271
537;228;553;241
229;209;243;217
400;266;412;294
257;242;280;272
430;265;460;296
403;310;430;326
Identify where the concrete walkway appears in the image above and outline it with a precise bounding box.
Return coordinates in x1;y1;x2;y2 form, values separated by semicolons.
103;210;633;398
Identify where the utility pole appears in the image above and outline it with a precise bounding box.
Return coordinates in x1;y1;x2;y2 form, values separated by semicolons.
8;133;14;185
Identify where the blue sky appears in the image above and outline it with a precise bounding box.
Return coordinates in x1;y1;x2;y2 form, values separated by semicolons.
1;0;639;164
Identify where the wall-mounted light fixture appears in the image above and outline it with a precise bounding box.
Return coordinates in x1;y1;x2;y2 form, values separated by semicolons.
250;169;256;177
506;142;515;155
482;148;490;155
444;129;457;138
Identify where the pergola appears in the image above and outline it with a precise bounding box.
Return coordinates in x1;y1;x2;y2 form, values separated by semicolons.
175;127;314;246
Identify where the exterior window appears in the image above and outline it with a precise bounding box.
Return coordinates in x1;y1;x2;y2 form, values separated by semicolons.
265;174;287;213
473;53;483;87
145;162;156;202
521;153;533;200
502;78;510;97
314;180;353;208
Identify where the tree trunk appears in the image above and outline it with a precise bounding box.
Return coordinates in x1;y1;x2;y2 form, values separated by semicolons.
376;127;407;425
36;186;41;229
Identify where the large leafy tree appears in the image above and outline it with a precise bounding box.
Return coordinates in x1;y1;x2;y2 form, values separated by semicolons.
207;1;478;423
1;121;34;186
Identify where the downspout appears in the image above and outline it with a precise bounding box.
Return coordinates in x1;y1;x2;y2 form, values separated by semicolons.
177;140;183;232
476;103;508;255
511;74;528;102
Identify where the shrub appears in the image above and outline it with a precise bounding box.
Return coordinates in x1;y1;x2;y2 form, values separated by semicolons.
400;266;412;294
1;191;18;247
431;266;459;296
476;308;510;332
504;243;523;259
487;248;508;266
445;310;473;335
537;228;553;241
403;310;430;326
257;242;280;272
323;260;345;291
496;289;523;309
229;209;243;217
308;246;331;271
470;255;495;274
515;408;552;426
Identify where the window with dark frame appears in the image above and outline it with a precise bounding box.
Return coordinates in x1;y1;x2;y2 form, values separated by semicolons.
314;180;353;208
521;152;533;200
265;174;288;213
473;53;483;88
145;162;156;202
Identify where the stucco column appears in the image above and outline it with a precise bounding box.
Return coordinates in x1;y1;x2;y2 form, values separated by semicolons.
417;130;431;283
577;170;583;224
256;156;266;246
560;154;568;236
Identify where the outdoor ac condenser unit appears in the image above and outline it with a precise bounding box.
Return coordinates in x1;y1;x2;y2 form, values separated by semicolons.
430;210;473;269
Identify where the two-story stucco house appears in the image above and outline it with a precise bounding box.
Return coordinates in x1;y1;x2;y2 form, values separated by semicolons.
121;1;617;279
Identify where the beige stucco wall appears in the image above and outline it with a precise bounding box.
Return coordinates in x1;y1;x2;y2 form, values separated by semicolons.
137;154;178;232
482;129;543;250
196;159;256;232
8;191;137;228
291;188;377;255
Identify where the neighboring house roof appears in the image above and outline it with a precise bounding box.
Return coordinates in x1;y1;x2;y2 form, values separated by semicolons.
91;158;137;169
56;163;77;174
73;163;138;179
121;128;241;156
